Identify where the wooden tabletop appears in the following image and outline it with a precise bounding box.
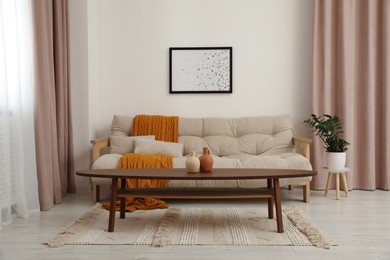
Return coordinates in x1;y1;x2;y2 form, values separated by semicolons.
76;168;317;180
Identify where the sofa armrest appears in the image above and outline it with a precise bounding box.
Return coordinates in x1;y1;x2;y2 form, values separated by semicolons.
293;137;312;160
91;137;110;162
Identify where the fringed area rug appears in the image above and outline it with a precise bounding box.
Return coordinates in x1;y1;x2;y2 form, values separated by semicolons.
47;204;335;249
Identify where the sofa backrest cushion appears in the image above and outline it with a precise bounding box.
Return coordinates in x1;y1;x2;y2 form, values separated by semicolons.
111;114;294;156
111;115;134;136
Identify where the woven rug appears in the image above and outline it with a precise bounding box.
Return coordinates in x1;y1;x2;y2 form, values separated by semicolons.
47;204;334;249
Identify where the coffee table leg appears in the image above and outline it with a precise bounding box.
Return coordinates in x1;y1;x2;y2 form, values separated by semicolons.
267;179;274;219
273;178;284;233
120;177;126;219
108;177;118;232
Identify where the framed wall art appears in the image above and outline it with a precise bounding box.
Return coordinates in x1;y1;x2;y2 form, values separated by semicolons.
169;47;232;94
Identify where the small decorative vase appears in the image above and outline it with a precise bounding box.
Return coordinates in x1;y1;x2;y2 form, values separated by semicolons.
199;147;213;172
186;151;200;173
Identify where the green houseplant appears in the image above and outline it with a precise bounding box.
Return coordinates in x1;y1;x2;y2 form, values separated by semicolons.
304;114;350;170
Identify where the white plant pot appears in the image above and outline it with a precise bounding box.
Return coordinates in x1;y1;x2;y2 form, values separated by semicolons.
326;152;346;171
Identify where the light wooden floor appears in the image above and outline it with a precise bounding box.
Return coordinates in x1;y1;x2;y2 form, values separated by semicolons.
0;188;389;260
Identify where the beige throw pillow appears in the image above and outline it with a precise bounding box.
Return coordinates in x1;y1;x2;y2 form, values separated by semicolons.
110;135;155;155
134;139;184;157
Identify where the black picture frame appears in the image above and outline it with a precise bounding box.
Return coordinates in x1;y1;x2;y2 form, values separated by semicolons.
169;47;233;94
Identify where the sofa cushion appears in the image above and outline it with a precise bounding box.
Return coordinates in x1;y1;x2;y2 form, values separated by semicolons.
169;153;312;189
111;115;134;136
240;153;312;170
110;135;155;155
92;153;123;169
111;114;294;157
134;139;184;157
91;153;312;189
237;153;312;188
91;153;123;185
178;136;210;156
178;115;294;156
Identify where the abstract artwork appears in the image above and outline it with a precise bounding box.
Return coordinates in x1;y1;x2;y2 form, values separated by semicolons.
169;47;232;93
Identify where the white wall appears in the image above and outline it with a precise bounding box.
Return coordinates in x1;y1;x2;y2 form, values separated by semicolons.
69;0;314;188
68;0;90;188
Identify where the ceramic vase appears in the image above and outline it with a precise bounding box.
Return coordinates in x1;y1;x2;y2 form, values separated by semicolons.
199;147;213;172
186;151;200;173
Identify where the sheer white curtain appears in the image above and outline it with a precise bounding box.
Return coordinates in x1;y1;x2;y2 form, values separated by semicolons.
0;0;39;229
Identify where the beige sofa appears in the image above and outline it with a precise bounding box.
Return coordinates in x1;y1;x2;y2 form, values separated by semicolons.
90;115;313;202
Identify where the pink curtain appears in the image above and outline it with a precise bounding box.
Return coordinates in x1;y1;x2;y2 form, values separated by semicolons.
32;0;75;210
312;0;390;190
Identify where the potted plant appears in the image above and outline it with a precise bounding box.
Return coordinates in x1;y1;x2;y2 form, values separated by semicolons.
304;114;350;170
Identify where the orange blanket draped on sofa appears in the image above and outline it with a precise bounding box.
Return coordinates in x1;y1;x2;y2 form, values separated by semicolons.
132;114;178;142
103;115;178;212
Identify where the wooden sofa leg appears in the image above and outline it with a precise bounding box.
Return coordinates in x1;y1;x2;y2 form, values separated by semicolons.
92;184;100;202
289;185;293;190
303;182;310;203
96;185;100;202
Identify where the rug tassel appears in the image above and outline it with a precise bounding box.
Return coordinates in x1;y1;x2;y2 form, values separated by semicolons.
152;207;181;247
47;203;103;248
284;207;333;249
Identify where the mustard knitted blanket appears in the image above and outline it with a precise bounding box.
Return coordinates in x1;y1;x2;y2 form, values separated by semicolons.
103;115;178;212
132;114;178;142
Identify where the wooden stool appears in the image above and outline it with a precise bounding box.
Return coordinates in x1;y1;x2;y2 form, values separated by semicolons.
324;167;350;200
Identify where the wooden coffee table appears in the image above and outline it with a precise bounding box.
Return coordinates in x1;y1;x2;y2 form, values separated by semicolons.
76;168;316;233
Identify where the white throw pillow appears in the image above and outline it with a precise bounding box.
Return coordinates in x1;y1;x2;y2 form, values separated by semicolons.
134;139;184;157
110;135;155;155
